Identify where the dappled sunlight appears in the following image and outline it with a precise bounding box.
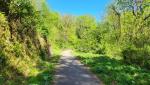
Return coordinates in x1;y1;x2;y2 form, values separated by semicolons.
54;50;102;85
0;0;150;84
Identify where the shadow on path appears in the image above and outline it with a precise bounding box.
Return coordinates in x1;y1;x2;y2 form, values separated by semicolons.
53;50;102;85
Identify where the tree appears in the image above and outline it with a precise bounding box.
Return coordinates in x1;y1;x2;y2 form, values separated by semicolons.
76;15;96;39
75;15;98;53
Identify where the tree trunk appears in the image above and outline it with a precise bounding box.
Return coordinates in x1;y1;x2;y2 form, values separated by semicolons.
47;43;51;59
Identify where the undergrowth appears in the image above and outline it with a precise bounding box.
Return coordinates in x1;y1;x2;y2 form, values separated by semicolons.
0;50;60;85
74;52;150;85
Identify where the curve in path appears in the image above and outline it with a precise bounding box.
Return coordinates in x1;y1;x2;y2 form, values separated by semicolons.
53;50;103;85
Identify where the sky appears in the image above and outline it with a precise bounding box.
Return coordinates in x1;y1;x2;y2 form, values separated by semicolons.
46;0;112;20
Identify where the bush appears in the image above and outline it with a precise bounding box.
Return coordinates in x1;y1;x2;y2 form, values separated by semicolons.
0;12;9;39
122;47;150;69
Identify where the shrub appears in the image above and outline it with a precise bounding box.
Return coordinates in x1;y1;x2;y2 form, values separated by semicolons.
122;47;150;69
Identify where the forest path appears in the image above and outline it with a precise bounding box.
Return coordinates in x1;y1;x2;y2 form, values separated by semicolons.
53;50;103;85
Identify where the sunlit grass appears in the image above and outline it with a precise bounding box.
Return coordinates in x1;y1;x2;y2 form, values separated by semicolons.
0;49;60;85
74;52;150;85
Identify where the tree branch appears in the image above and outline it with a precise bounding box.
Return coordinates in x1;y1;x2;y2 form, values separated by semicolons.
144;14;150;21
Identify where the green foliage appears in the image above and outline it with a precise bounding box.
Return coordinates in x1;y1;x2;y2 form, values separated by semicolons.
0;13;8;26
0;13;9;39
0;0;150;84
76;15;96;39
27;54;60;85
74;15;104;53
9;0;34;17
0;53;60;85
0;0;60;85
94;0;150;70
12;42;24;57
122;46;150;69
75;52;150;85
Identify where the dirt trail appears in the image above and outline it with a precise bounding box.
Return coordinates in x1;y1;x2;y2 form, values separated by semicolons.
53;50;103;85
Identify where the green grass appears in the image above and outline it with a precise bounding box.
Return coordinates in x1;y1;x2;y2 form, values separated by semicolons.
27;54;60;85
74;52;150;85
0;52;60;85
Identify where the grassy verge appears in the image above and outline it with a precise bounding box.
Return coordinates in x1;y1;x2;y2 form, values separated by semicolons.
27;54;60;85
74;52;150;85
0;50;60;85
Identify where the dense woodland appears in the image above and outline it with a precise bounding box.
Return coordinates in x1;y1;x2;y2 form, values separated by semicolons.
0;0;150;85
